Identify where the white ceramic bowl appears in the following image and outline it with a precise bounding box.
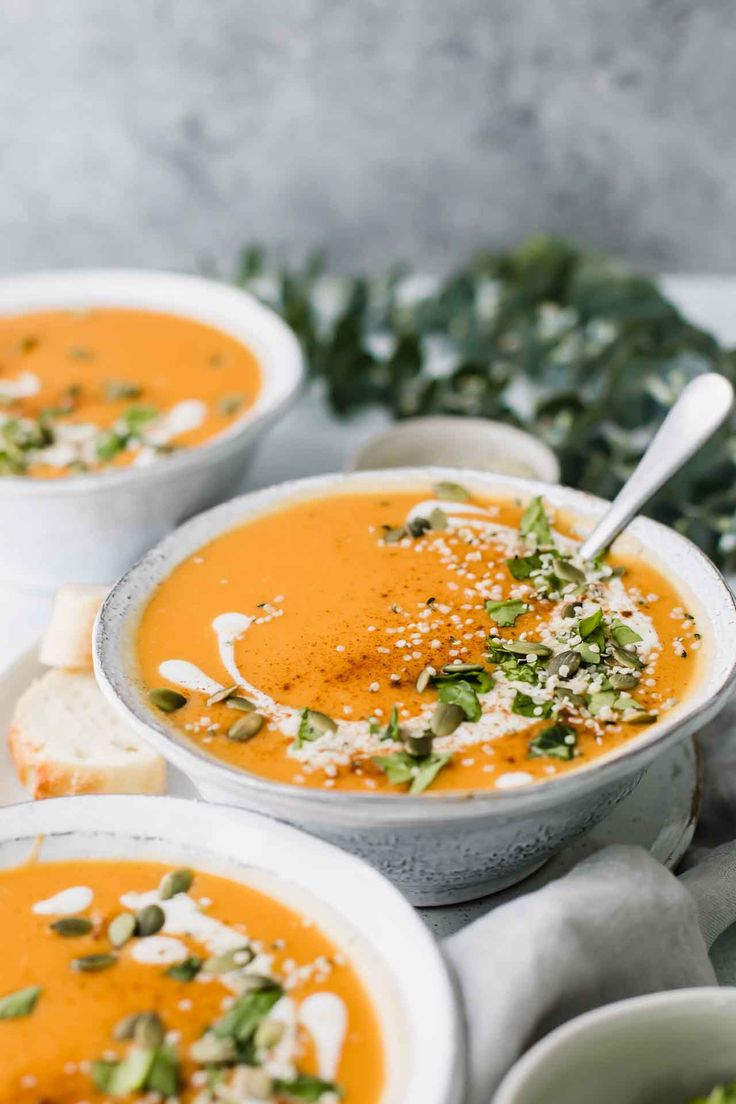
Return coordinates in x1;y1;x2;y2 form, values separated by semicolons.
94;468;736;906
0;269;304;590
0;794;464;1104
349;416;560;483
493;988;736;1104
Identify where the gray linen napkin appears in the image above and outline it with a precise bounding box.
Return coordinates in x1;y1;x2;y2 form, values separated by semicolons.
444;693;736;1104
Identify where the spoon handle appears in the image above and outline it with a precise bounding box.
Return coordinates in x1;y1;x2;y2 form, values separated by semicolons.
578;372;734;561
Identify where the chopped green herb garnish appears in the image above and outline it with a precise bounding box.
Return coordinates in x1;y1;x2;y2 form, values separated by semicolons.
437;678;482;722
485;598;528;627
212;981;283;1043
578;607;603;638
507;553;543;580
610;620;643;646
372;750;451;794
520;496;553;546
383;705;401;741
274;1073;345;1100
165;956;203;982
529;722;578;761
512;692;553;719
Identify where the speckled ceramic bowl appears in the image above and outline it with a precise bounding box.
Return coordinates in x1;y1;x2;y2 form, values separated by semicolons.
493;989;736;1104
0;794;464;1104
0;269;304;590
94;469;736;906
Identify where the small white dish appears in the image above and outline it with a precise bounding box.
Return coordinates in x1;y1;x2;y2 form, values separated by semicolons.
349;417;560;483
0;269;304;590
493;988;736;1104
95;467;736;905
0;793;464;1104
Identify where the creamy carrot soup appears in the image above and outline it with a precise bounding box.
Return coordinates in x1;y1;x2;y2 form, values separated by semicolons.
0;858;383;1103
0;309;261;477
136;484;702;795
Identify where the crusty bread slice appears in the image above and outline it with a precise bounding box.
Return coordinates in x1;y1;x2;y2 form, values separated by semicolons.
38;583;109;671
9;669;166;799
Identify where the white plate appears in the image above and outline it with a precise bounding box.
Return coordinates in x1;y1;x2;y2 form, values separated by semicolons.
0;645;699;923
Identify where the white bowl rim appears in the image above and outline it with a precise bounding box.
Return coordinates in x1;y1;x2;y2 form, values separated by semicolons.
94;466;736;823
0;792;464;1104
348;415;561;483
0;267;304;495
492;986;736;1104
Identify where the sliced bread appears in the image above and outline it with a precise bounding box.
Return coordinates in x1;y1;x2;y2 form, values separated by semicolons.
9;669;166;799
38;583;109;671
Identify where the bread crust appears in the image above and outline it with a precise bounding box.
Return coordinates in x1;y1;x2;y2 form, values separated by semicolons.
8;671;166;799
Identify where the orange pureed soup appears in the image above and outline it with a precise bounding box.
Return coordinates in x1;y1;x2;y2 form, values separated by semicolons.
0;308;261;477
0;858;383;1103
136;484;702;795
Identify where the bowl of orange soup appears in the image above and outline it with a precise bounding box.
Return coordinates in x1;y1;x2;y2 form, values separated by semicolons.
0;269;303;589
94;469;736;904
0;794;463;1104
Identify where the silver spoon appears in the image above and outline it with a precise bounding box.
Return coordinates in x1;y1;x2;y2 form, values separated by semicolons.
578;372;734;561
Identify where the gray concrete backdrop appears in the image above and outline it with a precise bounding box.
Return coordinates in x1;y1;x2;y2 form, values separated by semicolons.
1;0;735;276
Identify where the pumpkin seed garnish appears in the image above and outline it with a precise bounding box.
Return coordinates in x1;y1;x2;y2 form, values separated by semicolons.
494;639;552;657
408;516;431;538
609;671;640;690
405;732;434;758
384;526;407;544
227;712;264;741
113;1012;142;1040
303;709;337;735
554;558;586;584
134;1011;165;1049
546;650;581;679
429;507;448;530
233;972;280;993
626;710;658;724
433;480;470;502
0;985;42;1019
609;643;644;669
71;953;117;973
255;1018;285;1049
190;1032;237;1064
206;684;238;706
555;687;586;707
102;379;142;401
108;912;136;948
217;393;245;417
149;687;187;713
225;695;256;712
203;945;254;975
415;665;434;693
159;867;194;900
429;702;464;737
237;1069;275;1098
135;904;165;937
560;601;582;619
50;916;93;938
